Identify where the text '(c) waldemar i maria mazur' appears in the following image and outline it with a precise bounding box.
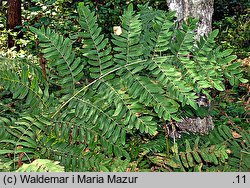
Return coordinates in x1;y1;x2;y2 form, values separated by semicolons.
19;174;139;184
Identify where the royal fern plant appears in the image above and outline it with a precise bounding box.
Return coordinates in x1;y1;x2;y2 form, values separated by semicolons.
0;3;248;171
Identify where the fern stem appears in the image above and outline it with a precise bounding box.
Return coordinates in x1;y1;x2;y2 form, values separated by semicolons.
163;123;170;158
51;60;147;118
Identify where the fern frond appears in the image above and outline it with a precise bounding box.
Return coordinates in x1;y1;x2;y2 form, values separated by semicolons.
93;79;159;135
147;137;229;172
78;3;113;79
171;18;197;55
149;56;198;109
0;59;49;110
111;5;179;121
208;125;250;171
30;26;84;93
138;5;175;57
0;114;122;171
152;13;175;54
76;4;158;139
112;4;144;75
54;95;130;158
215;48;245;86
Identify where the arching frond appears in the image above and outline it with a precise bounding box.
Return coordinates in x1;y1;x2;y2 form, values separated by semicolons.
30;26;84;94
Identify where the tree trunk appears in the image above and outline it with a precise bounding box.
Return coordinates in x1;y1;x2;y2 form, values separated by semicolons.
166;0;215;140
6;0;22;50
167;0;214;36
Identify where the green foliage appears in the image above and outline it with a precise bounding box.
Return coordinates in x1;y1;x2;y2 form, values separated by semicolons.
208;125;250;171
137;124;249;172
209;85;250;171
146;139;229;172
213;0;249;21
213;1;250;58
212;87;249;125
0;3;248;172
77;0;166;36
29;26;84;94
77;4;112;79
0;58;50;111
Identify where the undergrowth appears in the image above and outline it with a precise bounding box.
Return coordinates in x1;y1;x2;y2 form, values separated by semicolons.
0;3;249;172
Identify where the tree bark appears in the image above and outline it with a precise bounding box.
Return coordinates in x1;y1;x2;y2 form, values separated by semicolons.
166;1;215;139
6;0;22;50
167;0;214;36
